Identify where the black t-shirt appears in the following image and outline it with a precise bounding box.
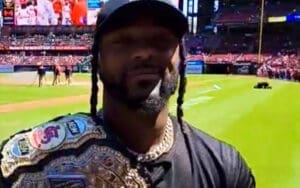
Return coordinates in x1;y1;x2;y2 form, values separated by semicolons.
138;118;255;188
37;67;45;76
64;68;72;76
0;113;255;188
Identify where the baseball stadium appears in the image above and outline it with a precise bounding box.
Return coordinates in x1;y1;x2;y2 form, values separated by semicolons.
0;0;300;188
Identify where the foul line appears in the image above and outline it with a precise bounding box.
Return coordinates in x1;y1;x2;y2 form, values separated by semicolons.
170;85;221;112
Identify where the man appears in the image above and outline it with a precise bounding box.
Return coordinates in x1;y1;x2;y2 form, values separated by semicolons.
37;63;46;87
26;0;38;25
52;63;61;85
52;0;63;24
0;1;255;187
61;0;72;25
64;65;72;85
15;2;30;25
70;0;87;25
36;0;57;25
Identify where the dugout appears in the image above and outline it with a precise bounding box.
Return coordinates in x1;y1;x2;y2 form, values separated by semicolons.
204;63;232;74
204;62;258;75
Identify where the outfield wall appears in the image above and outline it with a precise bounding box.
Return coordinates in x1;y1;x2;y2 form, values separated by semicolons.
0;65;14;73
1;62;259;75
204;62;259;75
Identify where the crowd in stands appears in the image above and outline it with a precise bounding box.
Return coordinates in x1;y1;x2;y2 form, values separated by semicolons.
186;32;299;55
257;54;300;81
184;34;205;54
185;52;300;81
215;1;300;24
0;54;85;66
0;26;299;83
184;27;300;81
0;33;92;48
0;33;91;66
215;5;260;24
187;52;298;64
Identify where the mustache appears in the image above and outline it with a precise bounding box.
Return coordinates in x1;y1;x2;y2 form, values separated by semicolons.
125;60;162;72
124;58;165;71
122;60;166;79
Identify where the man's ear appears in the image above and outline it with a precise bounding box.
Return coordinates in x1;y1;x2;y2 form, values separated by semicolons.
168;45;181;72
172;45;181;66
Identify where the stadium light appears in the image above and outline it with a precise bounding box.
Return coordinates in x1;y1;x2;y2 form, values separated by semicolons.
258;0;265;64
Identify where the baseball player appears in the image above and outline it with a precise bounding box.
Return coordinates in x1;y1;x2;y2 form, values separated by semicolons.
15;3;30;25
0;1;255;187
36;0;57;25
61;0;72;25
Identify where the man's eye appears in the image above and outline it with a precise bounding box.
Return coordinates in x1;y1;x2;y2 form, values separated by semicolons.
152;41;172;50
112;38;132;45
111;40;123;44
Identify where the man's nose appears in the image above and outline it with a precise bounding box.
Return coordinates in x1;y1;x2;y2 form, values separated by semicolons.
131;47;155;61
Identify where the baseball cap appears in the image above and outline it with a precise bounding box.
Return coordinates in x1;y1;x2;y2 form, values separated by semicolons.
96;0;188;38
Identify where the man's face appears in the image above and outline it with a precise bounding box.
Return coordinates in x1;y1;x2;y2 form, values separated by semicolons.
98;21;180;114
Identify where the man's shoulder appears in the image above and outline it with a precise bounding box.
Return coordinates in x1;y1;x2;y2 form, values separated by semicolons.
182;121;235;155
0;113;107;179
181;121;255;187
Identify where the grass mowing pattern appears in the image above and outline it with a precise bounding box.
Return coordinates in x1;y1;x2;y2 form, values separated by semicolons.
0;73;91;104
0;85;89;105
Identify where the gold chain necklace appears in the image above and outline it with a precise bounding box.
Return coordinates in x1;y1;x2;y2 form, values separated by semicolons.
128;117;174;162
97;111;174;162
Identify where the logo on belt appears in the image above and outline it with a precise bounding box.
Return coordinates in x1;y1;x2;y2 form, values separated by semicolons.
11;137;31;157
29;123;66;151
66;118;86;137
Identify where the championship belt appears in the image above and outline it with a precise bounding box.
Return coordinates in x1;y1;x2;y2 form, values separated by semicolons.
1;113;174;188
13;145;147;188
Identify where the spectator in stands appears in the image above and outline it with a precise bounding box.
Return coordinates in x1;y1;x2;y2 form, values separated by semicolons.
294;69;300;82
267;68;273;79
286;69;291;80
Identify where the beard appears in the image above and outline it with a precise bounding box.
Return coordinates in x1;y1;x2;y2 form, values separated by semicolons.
133;76;178;114
100;68;178;115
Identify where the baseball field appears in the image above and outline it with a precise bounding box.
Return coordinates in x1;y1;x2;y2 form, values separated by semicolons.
0;72;299;188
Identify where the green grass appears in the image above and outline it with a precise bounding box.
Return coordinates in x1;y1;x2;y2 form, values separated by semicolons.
1;74;300;188
0;102;89;139
0;73;90;104
0;85;89;104
71;73;93;81
177;75;300;188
